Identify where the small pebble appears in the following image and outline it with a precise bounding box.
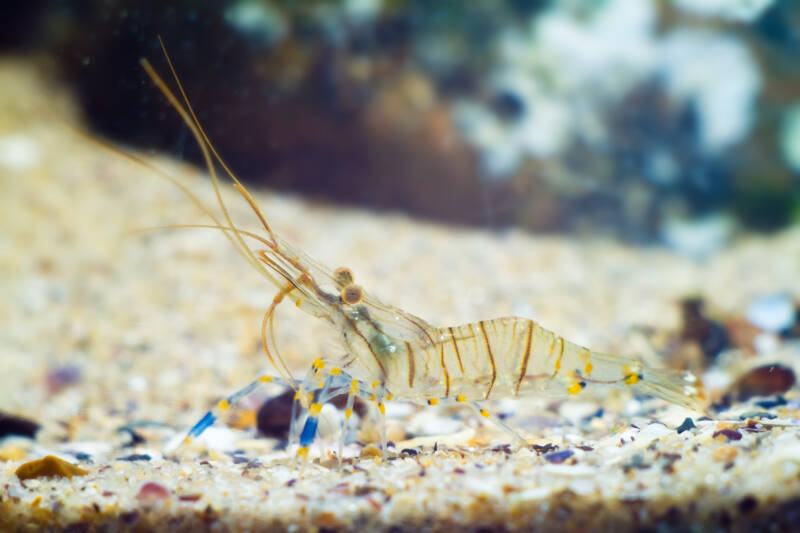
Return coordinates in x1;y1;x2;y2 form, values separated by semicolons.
117;427;147;446
257;389;368;440
662;213;733;259
15;455;88;480
46;365;82;394
116;454;151;462
137;481;170;501
532;443;558;455
737;411;777;420
0;411;40;439
739;495;759;514
360;444;382;458
315;511;340;529
746;294;795;333
712;445;738;462
712;429;743;441
676;418;696;433
544;450;574;464
0;445;27;462
728;364;796;401
755;395;787;409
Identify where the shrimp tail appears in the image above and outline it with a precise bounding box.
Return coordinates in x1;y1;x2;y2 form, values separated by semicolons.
636;366;706;413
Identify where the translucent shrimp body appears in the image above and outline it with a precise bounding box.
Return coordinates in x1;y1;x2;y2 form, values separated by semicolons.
337;307;704;411
137;43;705;457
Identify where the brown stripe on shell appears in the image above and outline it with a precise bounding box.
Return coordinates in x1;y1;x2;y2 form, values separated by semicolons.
478;321;497;399
440;344;451;397
515;320;535;394
405;341;415;389
344;315;386;376
448;327;465;373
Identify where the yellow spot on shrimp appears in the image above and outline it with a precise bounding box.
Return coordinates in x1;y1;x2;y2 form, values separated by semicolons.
330;367;342;376
345;408;353;419
217;399;230;410
297;446;309;459
584;361;593;375
479;408;490;418
259;375;272;383
456;394;466;403
371;381;380;389
385;393;394;400
378;403;385;415
309;403;323;416
567;382;582;395
554;358;561;371
427;398;438;406
312;358;325;370
624;373;639;385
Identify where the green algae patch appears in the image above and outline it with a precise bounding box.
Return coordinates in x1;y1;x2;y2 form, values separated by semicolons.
15;455;88;480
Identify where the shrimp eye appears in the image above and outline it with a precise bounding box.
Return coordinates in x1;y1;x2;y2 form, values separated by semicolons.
334;267;353;286
341;284;362;305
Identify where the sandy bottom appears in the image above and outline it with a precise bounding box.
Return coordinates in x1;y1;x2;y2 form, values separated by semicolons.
1;57;799;532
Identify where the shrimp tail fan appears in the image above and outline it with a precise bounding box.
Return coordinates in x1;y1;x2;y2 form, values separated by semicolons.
635;366;707;413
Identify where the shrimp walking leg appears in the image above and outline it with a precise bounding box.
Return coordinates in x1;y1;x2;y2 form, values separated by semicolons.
296;370;340;458
181;373;290;446
337;381;359;465
468;402;527;446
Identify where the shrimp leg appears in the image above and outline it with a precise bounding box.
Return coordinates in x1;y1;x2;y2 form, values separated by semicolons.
468;402;527;445
179;373;289;447
422;394;526;446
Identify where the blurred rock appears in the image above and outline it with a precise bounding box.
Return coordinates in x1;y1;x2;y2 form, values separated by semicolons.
15;455;88;480
746;293;795;333
662;213;735;259
46;364;82;394
2;0;796;237
0;411;40;439
257;388;367;441
727;364;796;402
679;297;729;361
780;103;800;173
671;0;775;22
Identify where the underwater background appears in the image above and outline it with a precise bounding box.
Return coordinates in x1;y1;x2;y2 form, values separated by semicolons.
4;0;799;246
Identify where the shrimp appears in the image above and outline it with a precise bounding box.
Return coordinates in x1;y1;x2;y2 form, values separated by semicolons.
136;42;705;459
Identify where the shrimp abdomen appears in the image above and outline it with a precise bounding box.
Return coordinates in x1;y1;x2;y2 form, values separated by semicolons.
428;318;704;411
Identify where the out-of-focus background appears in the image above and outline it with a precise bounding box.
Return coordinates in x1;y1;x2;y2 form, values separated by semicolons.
3;0;799;248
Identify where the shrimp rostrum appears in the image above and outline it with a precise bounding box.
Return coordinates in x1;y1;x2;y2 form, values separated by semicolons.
138;48;705;459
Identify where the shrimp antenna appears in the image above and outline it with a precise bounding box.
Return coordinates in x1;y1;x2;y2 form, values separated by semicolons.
140;46;299;386
139;60;276;286
156;36;278;247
